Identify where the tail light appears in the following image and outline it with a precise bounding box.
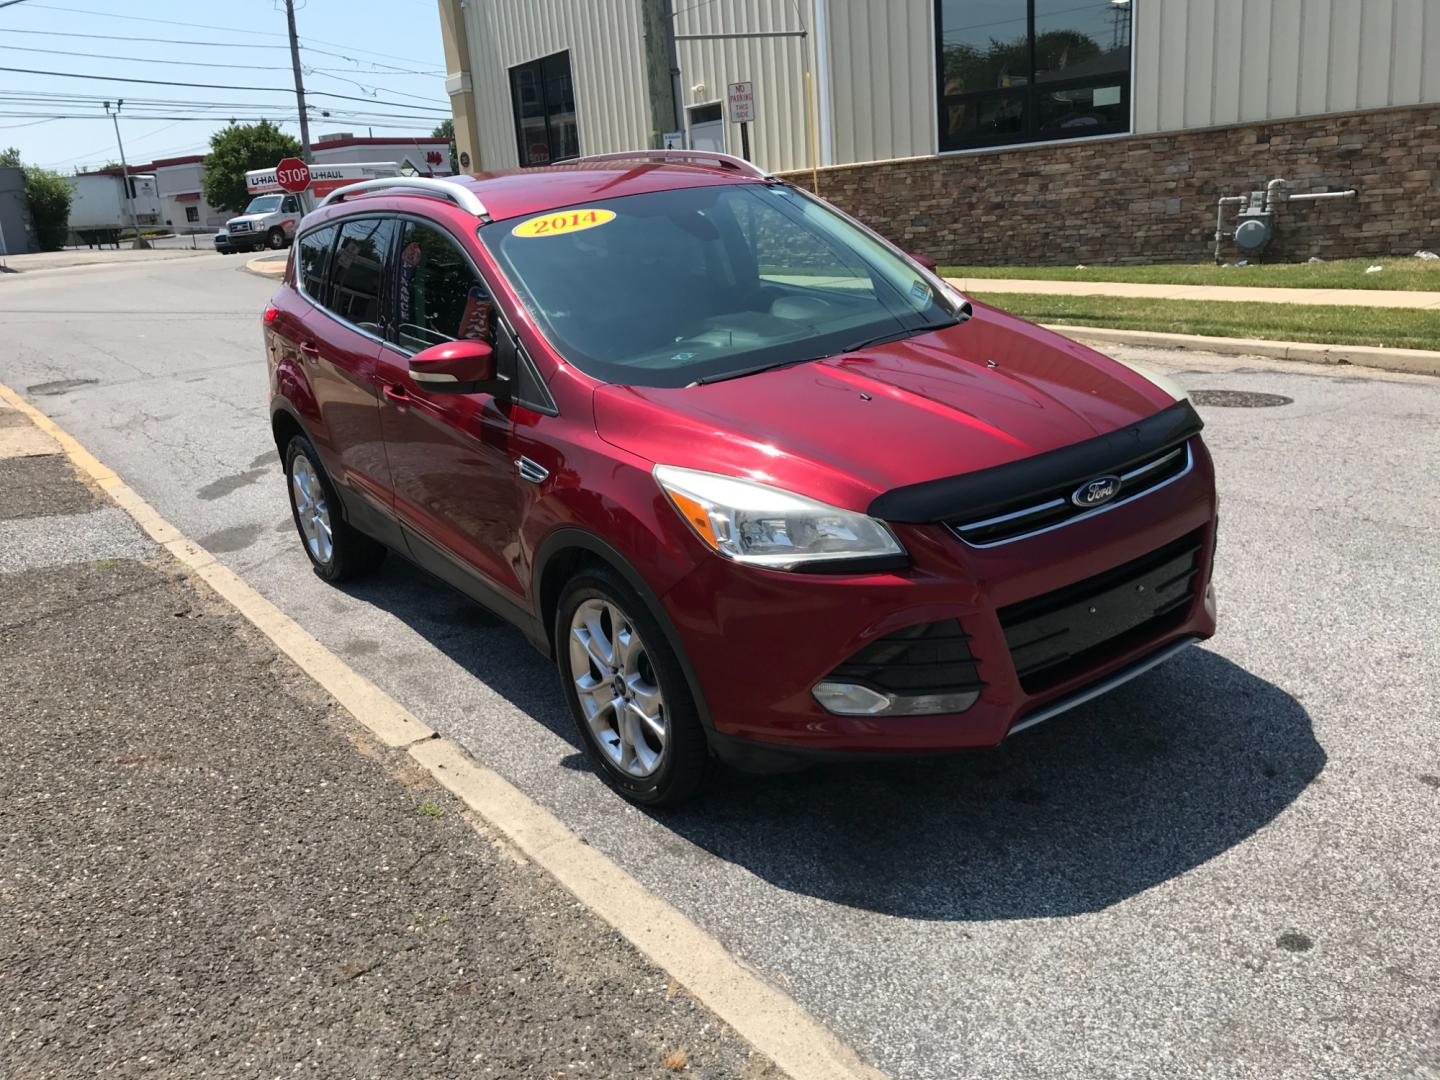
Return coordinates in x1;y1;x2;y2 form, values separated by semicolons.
263;305;279;324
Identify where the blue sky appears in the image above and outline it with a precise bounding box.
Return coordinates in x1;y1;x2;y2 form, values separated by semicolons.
0;0;450;172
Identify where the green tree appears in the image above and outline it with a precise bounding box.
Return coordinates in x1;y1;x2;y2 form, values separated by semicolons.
23;166;73;250
432;118;458;173
0;146;21;168
202;120;302;213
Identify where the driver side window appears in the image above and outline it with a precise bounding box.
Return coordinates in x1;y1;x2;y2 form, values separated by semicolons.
395;221;492;353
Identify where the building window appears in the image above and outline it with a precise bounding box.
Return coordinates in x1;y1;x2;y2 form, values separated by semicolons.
509;50;578;166
185;206;199;223
935;0;1132;152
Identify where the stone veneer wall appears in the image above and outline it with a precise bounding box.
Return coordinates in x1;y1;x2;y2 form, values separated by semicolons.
779;104;1440;266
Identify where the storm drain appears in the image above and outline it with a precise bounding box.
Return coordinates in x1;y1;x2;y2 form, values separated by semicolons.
1190;390;1293;408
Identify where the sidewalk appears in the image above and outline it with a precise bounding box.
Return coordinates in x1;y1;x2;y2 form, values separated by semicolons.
0;401;772;1077
945;276;1440;309
0;248;217;275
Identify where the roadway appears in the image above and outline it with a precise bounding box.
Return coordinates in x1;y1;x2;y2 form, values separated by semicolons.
2;252;1436;1079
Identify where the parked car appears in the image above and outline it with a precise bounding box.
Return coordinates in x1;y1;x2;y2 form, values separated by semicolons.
225;192;302;252
263;153;1217;805
214;227;234;254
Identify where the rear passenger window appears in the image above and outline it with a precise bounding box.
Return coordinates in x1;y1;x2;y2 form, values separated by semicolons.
296;225;336;303
396;221;492;352
328;217;396;335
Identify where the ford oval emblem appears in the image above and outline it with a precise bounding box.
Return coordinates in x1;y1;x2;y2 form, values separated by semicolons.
1072;475;1122;508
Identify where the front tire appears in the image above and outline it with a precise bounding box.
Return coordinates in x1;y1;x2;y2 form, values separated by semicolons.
556;566;709;806
283;435;385;582
267;227;286;250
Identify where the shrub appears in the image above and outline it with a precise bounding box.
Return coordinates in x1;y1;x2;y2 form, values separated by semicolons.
23;167;72;251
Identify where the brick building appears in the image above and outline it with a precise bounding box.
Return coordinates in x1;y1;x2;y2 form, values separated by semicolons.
438;0;1439;264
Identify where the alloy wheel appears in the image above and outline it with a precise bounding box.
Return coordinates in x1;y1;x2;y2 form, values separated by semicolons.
290;454;333;565
568;598;667;778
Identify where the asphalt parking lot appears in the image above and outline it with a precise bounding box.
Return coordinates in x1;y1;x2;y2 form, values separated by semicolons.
1;256;1436;1079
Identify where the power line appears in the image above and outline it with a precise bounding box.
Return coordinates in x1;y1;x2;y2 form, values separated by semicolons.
0;27;287;48
24;2;445;67
0;65;449;112
0;43;297;71
0;28;445;75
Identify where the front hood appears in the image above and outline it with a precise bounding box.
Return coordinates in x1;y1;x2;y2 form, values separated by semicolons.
592;302;1178;513
226;213;269;227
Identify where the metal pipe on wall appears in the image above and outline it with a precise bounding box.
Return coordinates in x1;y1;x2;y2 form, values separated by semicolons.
1213;195;1246;264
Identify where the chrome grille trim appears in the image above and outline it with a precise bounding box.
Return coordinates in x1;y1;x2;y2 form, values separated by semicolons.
950;444;1195;549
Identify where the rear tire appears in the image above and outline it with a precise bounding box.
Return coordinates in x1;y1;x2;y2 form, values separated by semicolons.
283;435;385;582
556;565;709;806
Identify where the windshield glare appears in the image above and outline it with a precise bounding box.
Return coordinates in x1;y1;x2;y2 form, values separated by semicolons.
244;195;283;214
479;184;953;388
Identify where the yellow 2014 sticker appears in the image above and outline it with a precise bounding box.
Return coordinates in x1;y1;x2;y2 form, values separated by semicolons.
512;208;616;238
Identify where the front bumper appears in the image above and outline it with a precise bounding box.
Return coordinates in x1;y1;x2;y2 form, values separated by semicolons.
661;437;1218;760
224;227;263;250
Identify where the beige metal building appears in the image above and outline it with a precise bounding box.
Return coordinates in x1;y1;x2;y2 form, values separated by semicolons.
439;0;1440;263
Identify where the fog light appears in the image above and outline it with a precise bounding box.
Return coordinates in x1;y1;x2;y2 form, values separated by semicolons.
812;682;891;715
812;682;980;717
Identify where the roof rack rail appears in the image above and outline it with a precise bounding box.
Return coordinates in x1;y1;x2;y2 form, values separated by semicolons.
575;149;777;182
319;176;490;220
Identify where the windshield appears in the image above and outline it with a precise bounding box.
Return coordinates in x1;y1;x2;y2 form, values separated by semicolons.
243;194;283;214
479;184;956;388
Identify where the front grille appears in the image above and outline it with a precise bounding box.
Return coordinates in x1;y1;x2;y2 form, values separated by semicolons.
998;530;1203;693
230;221;251;232
950;442;1192;546
826;619;983;695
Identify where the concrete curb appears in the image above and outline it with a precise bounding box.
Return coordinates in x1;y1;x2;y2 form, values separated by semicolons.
1041;323;1440;376
0;380;888;1080
244;255;287;278
947;276;1440;310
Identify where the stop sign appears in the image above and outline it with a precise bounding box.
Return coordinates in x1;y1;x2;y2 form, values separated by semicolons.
275;157;311;193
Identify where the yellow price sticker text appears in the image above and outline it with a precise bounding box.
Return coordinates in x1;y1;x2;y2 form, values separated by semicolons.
512;208;616;238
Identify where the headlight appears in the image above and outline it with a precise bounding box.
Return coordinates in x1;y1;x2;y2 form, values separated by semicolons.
653;465;904;571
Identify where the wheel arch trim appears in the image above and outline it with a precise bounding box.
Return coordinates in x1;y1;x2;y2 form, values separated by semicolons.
532;527;716;735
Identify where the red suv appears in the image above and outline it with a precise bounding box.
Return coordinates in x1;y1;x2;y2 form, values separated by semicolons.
264;151;1217;805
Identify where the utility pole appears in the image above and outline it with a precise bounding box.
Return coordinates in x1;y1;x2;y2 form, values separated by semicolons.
284;0;313;164
283;0;314;213
103;100;144;250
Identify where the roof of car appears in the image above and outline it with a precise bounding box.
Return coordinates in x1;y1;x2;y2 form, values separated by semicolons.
450;161;767;222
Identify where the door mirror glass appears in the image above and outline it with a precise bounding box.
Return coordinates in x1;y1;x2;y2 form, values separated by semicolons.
408;339;502;395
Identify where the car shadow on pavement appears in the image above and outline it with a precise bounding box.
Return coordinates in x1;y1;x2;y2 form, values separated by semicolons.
335;562;1323;922
659;646;1325;920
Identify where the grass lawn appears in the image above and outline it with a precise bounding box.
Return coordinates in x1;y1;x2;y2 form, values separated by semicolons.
969;292;1440;351
943;256;1440;291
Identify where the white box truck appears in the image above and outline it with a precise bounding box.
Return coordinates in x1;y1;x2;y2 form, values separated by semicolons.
66;172;162;247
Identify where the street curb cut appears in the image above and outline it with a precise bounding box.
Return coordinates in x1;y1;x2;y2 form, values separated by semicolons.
1040;323;1440;376
244;255;287;278
0;380;889;1080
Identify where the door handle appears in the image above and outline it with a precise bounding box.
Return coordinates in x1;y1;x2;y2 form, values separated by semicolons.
299;340;320;361
382;383;409;404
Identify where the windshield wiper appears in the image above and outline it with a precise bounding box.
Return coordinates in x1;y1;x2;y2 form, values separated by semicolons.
837;317;961;356
689;354;829;386
688;316;965;387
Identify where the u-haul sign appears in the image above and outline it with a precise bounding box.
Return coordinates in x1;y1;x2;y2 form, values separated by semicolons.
245;161;401;198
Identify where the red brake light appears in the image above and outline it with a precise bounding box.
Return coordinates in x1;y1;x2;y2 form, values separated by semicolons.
263;305;279;323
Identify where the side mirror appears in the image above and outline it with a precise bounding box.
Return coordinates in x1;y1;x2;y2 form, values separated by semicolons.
909;252;938;272
408;339;504;396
